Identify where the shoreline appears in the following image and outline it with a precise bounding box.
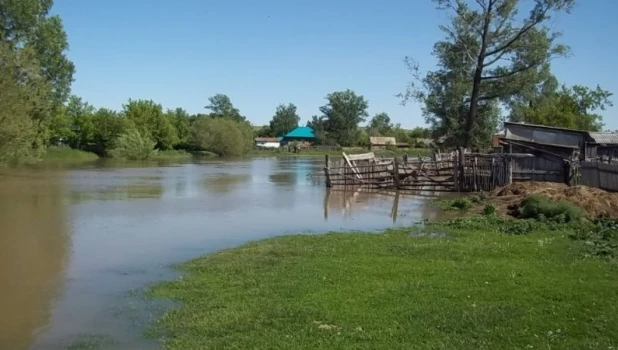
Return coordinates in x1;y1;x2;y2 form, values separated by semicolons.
146;215;618;349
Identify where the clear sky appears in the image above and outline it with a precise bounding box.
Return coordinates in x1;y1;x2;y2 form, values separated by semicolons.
52;0;617;129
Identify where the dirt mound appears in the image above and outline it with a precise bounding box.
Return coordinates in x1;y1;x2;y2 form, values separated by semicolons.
492;182;618;218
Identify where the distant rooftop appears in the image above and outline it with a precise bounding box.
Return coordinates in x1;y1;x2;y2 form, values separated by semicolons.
283;127;315;139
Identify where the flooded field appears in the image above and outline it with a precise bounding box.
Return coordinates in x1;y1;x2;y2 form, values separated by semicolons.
0;157;444;349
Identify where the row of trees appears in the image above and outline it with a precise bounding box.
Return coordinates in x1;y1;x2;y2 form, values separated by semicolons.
401;0;613;149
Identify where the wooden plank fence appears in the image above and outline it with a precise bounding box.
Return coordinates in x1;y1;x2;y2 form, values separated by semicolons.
580;161;618;192
324;150;520;192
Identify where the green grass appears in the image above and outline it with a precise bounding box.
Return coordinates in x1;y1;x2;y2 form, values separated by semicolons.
42;147;99;162
148;217;618;349
150;150;193;160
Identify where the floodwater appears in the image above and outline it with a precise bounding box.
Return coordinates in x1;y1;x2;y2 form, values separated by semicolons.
0;157;444;349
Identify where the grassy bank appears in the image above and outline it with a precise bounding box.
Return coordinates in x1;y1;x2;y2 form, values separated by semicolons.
150;150;193;160
149;216;618;349
248;147;434;158
42;147;99;162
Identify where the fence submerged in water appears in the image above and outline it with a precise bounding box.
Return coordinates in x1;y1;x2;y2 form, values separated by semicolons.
323;149;534;192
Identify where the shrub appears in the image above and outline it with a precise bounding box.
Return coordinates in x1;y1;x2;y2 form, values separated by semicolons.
191;117;253;157
482;204;497;216
109;128;155;160
518;194;584;223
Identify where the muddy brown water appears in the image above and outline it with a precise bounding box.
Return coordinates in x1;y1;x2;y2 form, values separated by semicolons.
0;157;445;349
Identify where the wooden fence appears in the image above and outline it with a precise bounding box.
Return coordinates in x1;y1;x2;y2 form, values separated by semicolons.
324;150;516;192
580;161;618;192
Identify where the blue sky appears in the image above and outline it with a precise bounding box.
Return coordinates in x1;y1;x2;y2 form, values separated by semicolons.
53;0;617;129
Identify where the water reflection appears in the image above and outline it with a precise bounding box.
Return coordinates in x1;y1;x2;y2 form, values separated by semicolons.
203;174;251;193
0;172;69;350
323;189;444;224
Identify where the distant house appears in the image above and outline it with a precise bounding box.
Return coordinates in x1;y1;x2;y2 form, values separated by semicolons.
395;142;409;149
280;127;316;146
254;137;281;148
369;137;396;150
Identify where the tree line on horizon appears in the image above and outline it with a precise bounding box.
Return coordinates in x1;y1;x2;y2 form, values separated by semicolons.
0;0;614;164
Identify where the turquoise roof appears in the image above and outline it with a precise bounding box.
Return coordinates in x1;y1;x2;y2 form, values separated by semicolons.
283;127;315;139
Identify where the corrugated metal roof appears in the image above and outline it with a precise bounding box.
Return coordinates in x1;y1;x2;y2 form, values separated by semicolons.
369;137;396;145
283;127;315;139
588;132;618;145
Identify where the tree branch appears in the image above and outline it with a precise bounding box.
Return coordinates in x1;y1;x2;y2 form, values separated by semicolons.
484;6;549;57
480;62;540;81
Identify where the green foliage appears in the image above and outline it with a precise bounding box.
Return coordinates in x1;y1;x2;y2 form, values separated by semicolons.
518;194;584;223
319;90;369;146
191;117;253;157
510;84;613;131
42;146;98;162
438;197;474;211
570;219;618;261
91;108;125;156
255;125;274;138
482;204;497;216
168;108;192;147
123;99;178;150
403;0;573;147
367;112;394;136
0;43;47;164
66;95;95;150
205;94;245;122
269;103;300;137
109;128;155;160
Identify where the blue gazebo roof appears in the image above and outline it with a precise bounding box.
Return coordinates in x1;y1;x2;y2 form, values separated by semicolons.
283;127;315;139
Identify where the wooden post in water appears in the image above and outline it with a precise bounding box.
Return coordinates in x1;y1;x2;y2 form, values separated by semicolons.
393;158;401;189
324;154;332;188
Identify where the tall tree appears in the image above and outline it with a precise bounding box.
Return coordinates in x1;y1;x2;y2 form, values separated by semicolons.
319;90;369;146
401;28;501;148
66;95;95;150
367;113;394;136
92;108;125;155
0;0;75;139
269;103;300;137
0;43;47;163
166;108;192;147
205;94;245;122
123;99;178;150
405;0;573;147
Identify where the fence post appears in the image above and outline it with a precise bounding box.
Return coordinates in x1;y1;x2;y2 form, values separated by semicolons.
506;157;513;185
393;158;401;190
458;147;465;191
324;154;331;188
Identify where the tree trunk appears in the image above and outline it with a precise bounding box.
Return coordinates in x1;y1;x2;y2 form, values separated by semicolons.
463;1;494;148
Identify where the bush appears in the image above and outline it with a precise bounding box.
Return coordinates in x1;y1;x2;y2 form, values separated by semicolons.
191;117;253;157
109;128;155;160
440;198;474;211
482;204;497;216
518;194;584;223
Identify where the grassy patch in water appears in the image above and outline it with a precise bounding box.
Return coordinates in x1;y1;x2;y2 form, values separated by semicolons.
42;147;99;162
148;216;618;349
150;150;193;160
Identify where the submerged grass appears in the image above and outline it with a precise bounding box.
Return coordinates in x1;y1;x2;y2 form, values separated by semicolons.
149;216;618;349
150;150;193;160
42;147;99;162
